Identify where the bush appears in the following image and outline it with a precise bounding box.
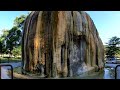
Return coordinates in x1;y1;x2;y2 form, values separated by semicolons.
12;46;21;57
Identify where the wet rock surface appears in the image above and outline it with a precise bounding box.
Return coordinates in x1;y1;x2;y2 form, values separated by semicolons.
22;11;104;78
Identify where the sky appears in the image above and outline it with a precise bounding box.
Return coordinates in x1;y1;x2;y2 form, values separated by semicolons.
86;11;120;45
0;11;120;45
0;11;29;35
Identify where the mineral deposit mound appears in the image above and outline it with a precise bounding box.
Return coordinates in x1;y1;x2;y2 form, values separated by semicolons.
22;11;104;78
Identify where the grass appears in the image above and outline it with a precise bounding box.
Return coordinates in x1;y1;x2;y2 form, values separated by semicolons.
13;67;22;74
0;57;21;63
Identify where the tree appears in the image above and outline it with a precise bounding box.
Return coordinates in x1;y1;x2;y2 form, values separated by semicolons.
106;36;120;58
0;38;2;56
12;46;21;57
0;30;9;55
14;15;27;30
13;15;27;45
0;14;27;57
5;27;18;54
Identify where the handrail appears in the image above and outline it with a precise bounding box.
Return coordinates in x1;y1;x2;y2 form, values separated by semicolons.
115;65;120;79
0;64;13;79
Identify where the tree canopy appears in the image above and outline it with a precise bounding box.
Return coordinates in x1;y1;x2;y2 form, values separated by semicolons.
0;14;28;57
106;36;120;58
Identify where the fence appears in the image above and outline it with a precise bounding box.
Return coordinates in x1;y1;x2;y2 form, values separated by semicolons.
115;65;120;79
0;64;13;79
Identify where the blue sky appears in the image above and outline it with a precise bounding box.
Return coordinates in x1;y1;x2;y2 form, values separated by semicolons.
86;11;120;45
0;11;120;45
0;11;28;35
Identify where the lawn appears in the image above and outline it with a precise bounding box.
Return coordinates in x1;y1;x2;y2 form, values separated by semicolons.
13;66;21;74
0;57;21;63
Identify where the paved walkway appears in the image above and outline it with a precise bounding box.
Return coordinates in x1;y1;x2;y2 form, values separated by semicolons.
0;62;21;79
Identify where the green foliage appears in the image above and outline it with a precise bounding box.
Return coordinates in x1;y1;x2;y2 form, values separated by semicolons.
106;36;120;58
14;15;27;30
0;40;2;53
1;29;9;37
0;57;21;63
12;46;21;57
0;30;9;54
0;14;27;55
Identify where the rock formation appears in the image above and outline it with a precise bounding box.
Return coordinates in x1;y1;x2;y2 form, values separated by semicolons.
22;11;104;78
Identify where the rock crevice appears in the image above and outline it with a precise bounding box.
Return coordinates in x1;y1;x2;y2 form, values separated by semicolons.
22;11;104;78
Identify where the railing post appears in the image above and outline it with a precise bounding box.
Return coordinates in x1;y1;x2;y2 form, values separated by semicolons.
0;66;1;79
0;64;13;79
115;65;120;79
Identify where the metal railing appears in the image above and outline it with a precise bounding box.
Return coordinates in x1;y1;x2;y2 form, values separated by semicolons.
115;65;120;79
0;64;13;79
